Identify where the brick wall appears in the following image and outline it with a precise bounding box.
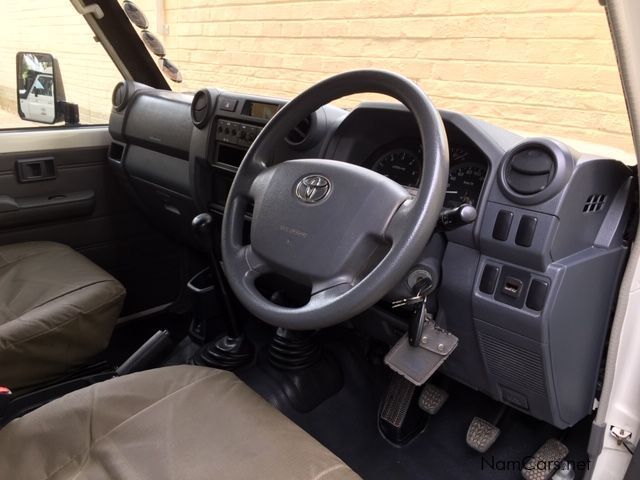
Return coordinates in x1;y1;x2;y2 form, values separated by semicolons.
0;0;634;157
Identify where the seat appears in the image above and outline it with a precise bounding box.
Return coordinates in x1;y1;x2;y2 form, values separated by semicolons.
0;241;125;390
0;365;360;480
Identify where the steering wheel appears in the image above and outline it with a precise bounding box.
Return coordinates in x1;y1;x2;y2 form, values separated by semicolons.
221;70;448;330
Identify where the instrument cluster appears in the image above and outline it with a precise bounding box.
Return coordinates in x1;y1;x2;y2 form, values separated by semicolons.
367;139;488;208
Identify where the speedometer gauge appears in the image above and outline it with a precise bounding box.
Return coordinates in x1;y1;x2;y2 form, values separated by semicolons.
445;162;487;208
371;148;422;188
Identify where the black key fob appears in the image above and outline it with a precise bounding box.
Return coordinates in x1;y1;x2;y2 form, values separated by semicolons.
408;302;427;347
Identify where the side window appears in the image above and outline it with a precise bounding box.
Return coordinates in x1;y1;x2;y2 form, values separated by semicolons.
33;77;53;97
0;2;123;129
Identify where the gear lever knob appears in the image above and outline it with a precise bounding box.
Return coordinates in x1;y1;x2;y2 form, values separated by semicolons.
192;213;213;242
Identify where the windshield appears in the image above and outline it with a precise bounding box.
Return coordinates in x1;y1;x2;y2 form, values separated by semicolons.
0;1;633;161
132;0;632;160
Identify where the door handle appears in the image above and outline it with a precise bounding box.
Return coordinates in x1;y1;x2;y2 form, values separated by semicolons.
15;157;56;183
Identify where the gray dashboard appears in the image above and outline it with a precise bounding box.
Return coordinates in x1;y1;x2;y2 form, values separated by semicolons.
107;81;633;430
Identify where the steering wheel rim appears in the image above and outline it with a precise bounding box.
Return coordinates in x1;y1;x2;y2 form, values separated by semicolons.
221;69;449;330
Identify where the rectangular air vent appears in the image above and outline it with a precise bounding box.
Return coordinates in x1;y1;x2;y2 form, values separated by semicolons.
583;194;607;213
478;333;547;396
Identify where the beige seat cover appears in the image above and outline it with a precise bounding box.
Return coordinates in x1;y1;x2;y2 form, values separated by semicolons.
0;365;361;480
0;241;125;390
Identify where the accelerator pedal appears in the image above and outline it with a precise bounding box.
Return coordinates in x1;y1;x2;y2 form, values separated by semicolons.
378;373;427;445
466;416;501;453
521;439;569;480
418;383;449;415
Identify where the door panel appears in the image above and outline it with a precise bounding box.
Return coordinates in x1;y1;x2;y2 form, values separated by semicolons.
0;126;183;315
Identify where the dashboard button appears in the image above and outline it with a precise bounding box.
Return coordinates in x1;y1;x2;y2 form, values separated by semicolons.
526;279;548;311
220;98;238;112
515;215;538;247
492;210;513;241
479;265;500;294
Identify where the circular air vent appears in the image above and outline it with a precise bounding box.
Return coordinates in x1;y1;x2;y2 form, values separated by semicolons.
505;147;555;195
285;110;324;150
499;139;573;205
112;81;130;112
286;115;313;146
191;89;211;128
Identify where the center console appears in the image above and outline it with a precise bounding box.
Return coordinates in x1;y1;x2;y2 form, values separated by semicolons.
208;101;274;213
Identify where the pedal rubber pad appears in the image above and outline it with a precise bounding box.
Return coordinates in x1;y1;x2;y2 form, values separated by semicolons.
466;416;501;453
521;439;569;480
418;383;449;415
380;373;416;428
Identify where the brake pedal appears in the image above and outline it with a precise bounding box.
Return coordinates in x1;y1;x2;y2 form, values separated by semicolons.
378;373;427;445
521;439;569;480
466;416;501;453
418;383;448;415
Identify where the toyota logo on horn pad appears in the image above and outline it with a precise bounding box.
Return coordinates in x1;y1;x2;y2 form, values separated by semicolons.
295;175;331;203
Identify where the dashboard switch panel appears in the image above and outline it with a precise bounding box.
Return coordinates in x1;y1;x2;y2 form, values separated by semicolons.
516;215;538;247
492;210;513;241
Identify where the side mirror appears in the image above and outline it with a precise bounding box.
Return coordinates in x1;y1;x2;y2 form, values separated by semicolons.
16;52;66;124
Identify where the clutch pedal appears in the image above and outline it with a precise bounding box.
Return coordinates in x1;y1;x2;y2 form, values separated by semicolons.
418;383;448;415
466;416;501;453
521;439;569;480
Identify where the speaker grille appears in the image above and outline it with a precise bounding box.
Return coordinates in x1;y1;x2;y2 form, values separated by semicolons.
478;333;547;396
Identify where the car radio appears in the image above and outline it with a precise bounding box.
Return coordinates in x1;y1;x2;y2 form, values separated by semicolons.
216;119;262;150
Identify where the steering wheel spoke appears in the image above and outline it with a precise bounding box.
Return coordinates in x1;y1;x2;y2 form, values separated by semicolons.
309;280;353;309
224;244;271;289
384;198;415;244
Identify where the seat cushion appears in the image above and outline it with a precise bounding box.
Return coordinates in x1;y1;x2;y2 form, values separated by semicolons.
0;365;360;480
0;241;125;390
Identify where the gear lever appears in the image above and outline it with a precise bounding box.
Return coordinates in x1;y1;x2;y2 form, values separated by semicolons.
190;213;254;369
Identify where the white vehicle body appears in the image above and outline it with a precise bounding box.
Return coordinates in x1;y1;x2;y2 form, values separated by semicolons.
19;73;54;123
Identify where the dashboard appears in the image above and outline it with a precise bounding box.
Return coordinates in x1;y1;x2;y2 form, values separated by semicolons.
107;81;632;432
